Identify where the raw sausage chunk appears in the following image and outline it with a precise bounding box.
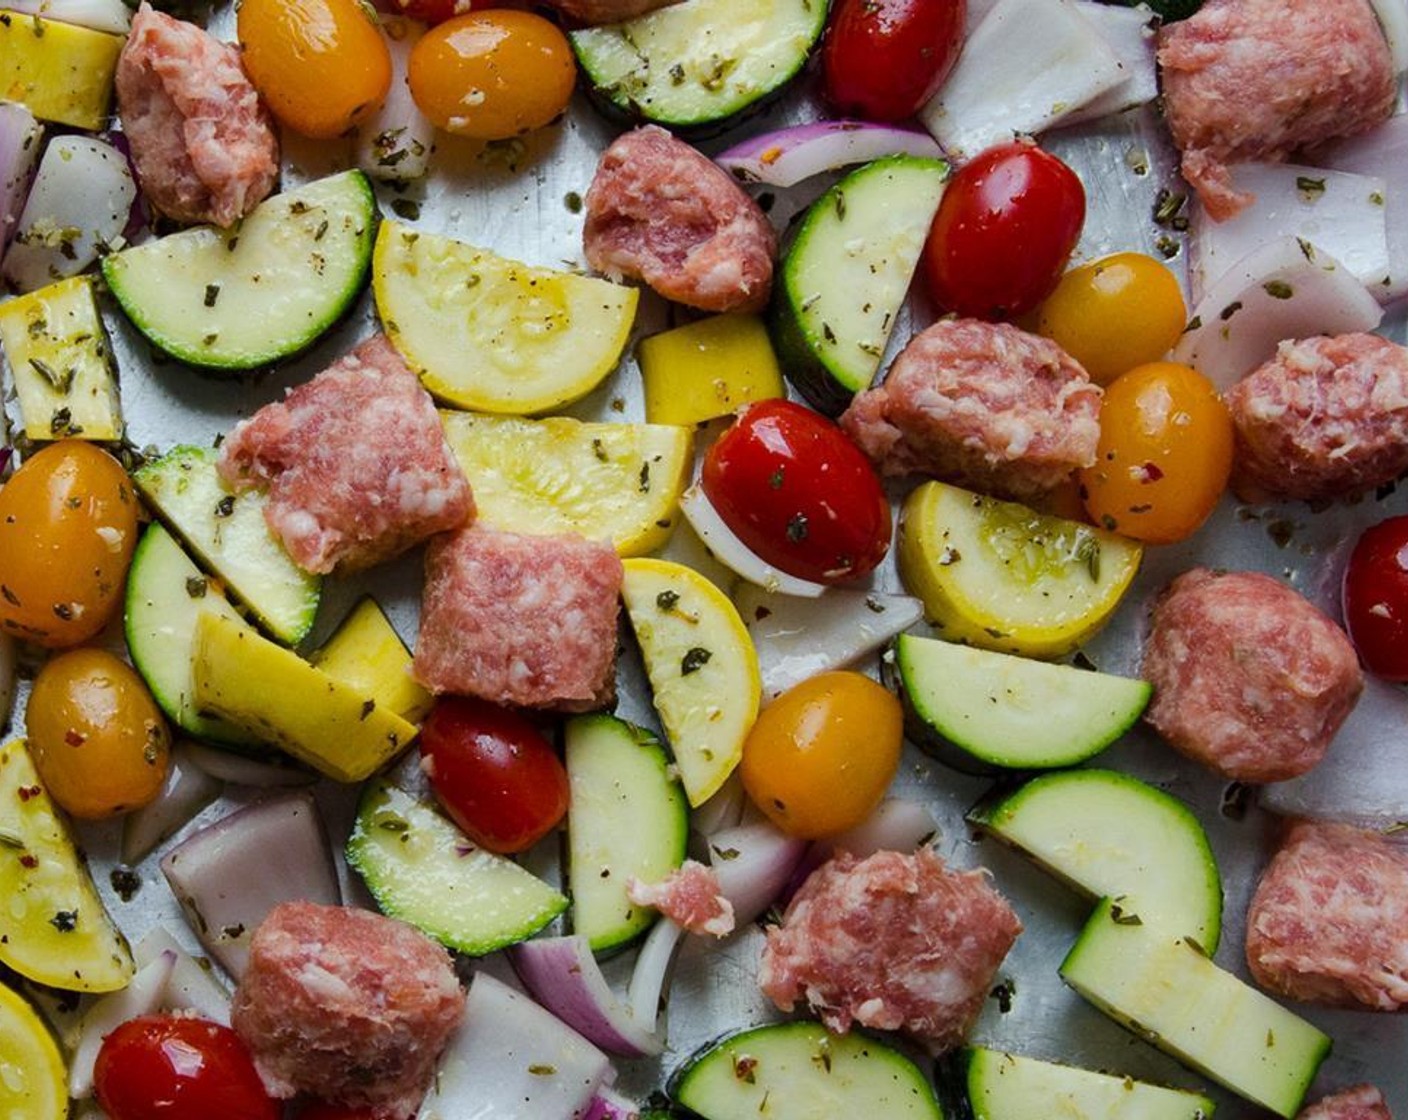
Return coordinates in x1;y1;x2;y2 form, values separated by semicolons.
1297;1085;1395;1120
232;902;465;1120
627;860;735;938
584;125;777;314
1227;334;1408;505
1142;569;1362;782
218;334;474;574
1158;0;1395;220
840;318;1101;500
1247;822;1408;1012
758;848;1021;1052
116;2;279;227
413;527;622;711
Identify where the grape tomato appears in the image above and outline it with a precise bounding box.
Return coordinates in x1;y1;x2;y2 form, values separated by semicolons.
822;0;966;122
922;140;1085;321
25;648;172;819
408;11;575;141
419;696;570;853
94;1015;279;1120
1343;516;1408;681
0;440;138;649
238;0;392;139
739;671;903;839
1078;361;1233;545
701;400;891;585
1034;252;1188;386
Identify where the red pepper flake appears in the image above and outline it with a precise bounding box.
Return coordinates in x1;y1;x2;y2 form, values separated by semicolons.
19;854;37;869
1135;462;1164;484
64;729;86;747
17;785;41;802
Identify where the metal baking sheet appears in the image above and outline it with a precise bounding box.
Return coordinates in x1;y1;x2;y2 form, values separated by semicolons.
3;12;1407;1116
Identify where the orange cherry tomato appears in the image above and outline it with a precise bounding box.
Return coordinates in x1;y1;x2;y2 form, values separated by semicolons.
25;648;171;819
0;441;138;648
238;0;392;139
1035;252;1187;386
739;671;903;839
1079;361;1233;545
408;11;575;141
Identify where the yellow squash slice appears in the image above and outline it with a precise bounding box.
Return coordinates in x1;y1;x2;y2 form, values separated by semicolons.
0;12;122;130
0;981;66;1119
374;220;638;413
441;411;692;556
637;313;785;426
620;559;761;806
310;596;432;724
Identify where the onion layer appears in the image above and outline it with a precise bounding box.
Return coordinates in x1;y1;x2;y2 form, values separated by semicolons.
715;121;942;188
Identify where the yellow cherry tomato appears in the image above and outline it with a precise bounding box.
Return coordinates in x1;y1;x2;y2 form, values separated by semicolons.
408;11;576;141
25;649;171;819
0;441;138;648
1035;252;1187;386
739;671;903;840
238;0;392;139
1079;361;1233;545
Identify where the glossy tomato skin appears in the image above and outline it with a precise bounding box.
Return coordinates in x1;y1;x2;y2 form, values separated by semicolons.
1343;516;1408;681
1034;251;1187;386
238;0;392;139
419;697;570;853
94;1016;279;1120
0;441;138;648
25;648;171;819
922;140;1085;321
408;11;575;140
822;0;965;122
1079;361;1233;544
702;400;892;584
739;671;903;839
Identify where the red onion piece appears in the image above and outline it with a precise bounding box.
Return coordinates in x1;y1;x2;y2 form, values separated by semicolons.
706;820;807;927
1057;1;1158;128
626;916;685;1031
714;121;943;188
2;0;130;33
134;927;233;1025
1313;114;1408;304
184;741;318;787
121;741;223;865
785;798;942;906
678;486;826;599
70;949;176;1098
508;935;664;1058
0;102;42;264
583;1087;641;1120
1370;0;1408;73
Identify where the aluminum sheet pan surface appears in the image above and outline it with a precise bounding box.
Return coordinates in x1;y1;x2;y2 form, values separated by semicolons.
3;11;1408;1116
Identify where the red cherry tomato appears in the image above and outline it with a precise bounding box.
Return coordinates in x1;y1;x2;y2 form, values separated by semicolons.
94;1016;278;1120
701;400;892;584
822;0;966;122
419;697;570;853
1342;515;1408;681
922;140;1086;321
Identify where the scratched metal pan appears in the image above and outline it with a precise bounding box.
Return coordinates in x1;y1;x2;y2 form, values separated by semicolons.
2;10;1406;1115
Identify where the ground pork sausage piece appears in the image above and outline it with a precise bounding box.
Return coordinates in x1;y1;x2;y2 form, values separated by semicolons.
232;902;465;1120
839;318;1101;500
218;334;474;575
757;848;1021;1053
541;0;680;21
1158;0;1396;221
1247;822;1408;1012
1142;569;1362;782
627;860;735;938
116;2;279;227
583;125;777;314
1297;1085;1395;1120
1227;334;1408;505
413;526;622;711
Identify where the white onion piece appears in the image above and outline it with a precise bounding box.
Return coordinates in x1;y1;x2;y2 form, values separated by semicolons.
1261;676;1408;827
420;973;612;1120
0;633;15;730
1371;0;1408;73
733;584;924;704
508;936;663;1058
121;741;223;865
134;927;232;1025
3;136;136;293
355;16;434;183
0;102;42;262
626;917;685;1032
70;950;176;1098
2;0;129;32
919;0;1125;162
1190;163;1390;304
678;486;827;599
1171;237;1384;390
1056;2;1158;127
714;122;943;188
184;741;317;787
706;820;807;927
813;798;940;861
691;771;747;837
583;1088;641;1120
1313;114;1408;303
160;791;341;979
